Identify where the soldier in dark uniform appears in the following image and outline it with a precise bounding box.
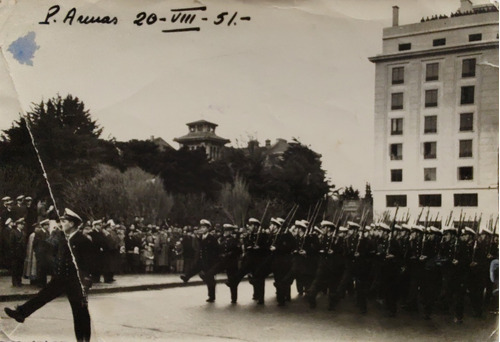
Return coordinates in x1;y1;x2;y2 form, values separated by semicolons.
437;225;458;313
4;208;93;342
0;197;12;268
402;224;425;312
468;227;492;317
181;220;220;302
380;223;404;317
336;221;360;301
297;220;321;296
13;195;27;221
352;224;373;314
10;218;26;287
205;223;241;303
419;226;442;319
33;219;51;287
249;218;272;305
229;218;266;303
452;226;475;323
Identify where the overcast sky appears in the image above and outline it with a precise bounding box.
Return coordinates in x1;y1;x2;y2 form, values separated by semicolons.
0;0;465;192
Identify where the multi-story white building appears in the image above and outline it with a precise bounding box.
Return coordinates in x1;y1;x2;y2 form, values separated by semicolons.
369;1;498;226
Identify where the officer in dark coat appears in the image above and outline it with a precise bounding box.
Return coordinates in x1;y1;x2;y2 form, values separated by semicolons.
205;223;241;303
89;220;107;282
181;220;220;302
33;219;51;286
4;208;93;342
10;218;26;287
452;226;475;323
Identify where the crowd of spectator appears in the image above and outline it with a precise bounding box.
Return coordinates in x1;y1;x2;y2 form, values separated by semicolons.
0;195;231;287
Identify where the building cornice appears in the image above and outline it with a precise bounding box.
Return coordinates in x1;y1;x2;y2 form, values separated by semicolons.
369;41;498;63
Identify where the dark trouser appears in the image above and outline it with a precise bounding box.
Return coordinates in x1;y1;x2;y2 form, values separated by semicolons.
11;258;24;286
18;275;91;342
184;259;202;280
421;261;441;317
404;259;423;311
253;255;273;302
382;259;400;315
468;264;488;316
272;254;292;304
353;257;371;313
307;255;344;309
35;255;49;286
205;258;239;301
233;252;265;298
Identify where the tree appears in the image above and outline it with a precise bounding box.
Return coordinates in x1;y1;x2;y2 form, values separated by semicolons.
218;175;251;227
63;164;173;223
363;182;373;204
0;94;103;199
341;185;360;201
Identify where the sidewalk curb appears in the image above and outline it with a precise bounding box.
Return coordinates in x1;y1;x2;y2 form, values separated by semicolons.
0;278;229;303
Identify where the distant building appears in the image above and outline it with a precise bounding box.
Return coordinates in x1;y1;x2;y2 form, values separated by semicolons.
369;1;498;223
149;136;174;152
173;120;230;160
240;138;291;167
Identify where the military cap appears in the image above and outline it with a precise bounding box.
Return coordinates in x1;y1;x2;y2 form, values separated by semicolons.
15;217;25;224
480;228;493;235
223;223;237;230
429;226;442;234
347;221;360;229
5;200;13;205
401;223;411;231
295;220;307;229
248;218;260;225
462;226;476;235
106;219;116;227
2;196;11;201
393;224;402;231
370;223;376;228
270;217;283;226
365;225;372;231
313;226;323;234
412;225;425;232
40;219;50;226
25;196;32;201
320;220;335;228
200;219;211;227
92;219;102;226
5;218;12;225
301;220;310;227
16;195;24;201
442;226;457;234
338;226;348;232
61;208;83;224
379;223;390;231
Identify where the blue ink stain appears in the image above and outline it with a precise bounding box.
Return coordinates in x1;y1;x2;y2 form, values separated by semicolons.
8;32;39;66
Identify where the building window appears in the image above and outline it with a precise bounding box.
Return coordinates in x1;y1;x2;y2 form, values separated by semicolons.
459;113;473;131
424;168;436;181
459;140;473;158
454;193;478;207
462;58;476;77
423;142;436;159
391;93;403;110
433;38;446;46
424;116;437;134
399;43;411;51
419;194;442;207
391;118;403;135
390;143;403;160
460;86;475;105
426;63;439;81
425;89;438;107
391;169;403;182
469;33;482;42
386;195;407;207
392;67;404;85
458;166;473;180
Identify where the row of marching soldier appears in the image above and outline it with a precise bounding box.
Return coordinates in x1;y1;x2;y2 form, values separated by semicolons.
180;207;499;324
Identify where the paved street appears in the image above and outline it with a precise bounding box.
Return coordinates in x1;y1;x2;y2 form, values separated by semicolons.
0;280;497;342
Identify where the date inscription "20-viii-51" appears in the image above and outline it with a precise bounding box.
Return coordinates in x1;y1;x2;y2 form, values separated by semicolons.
38;5;251;33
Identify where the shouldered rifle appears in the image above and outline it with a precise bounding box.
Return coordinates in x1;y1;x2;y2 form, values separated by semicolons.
253;200;271;248
415;206;425;225
272;204;298;246
354;207;369;255
300;200;322;249
385;206;399;255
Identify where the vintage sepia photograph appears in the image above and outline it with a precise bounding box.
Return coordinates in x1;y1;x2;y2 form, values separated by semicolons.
0;0;498;341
